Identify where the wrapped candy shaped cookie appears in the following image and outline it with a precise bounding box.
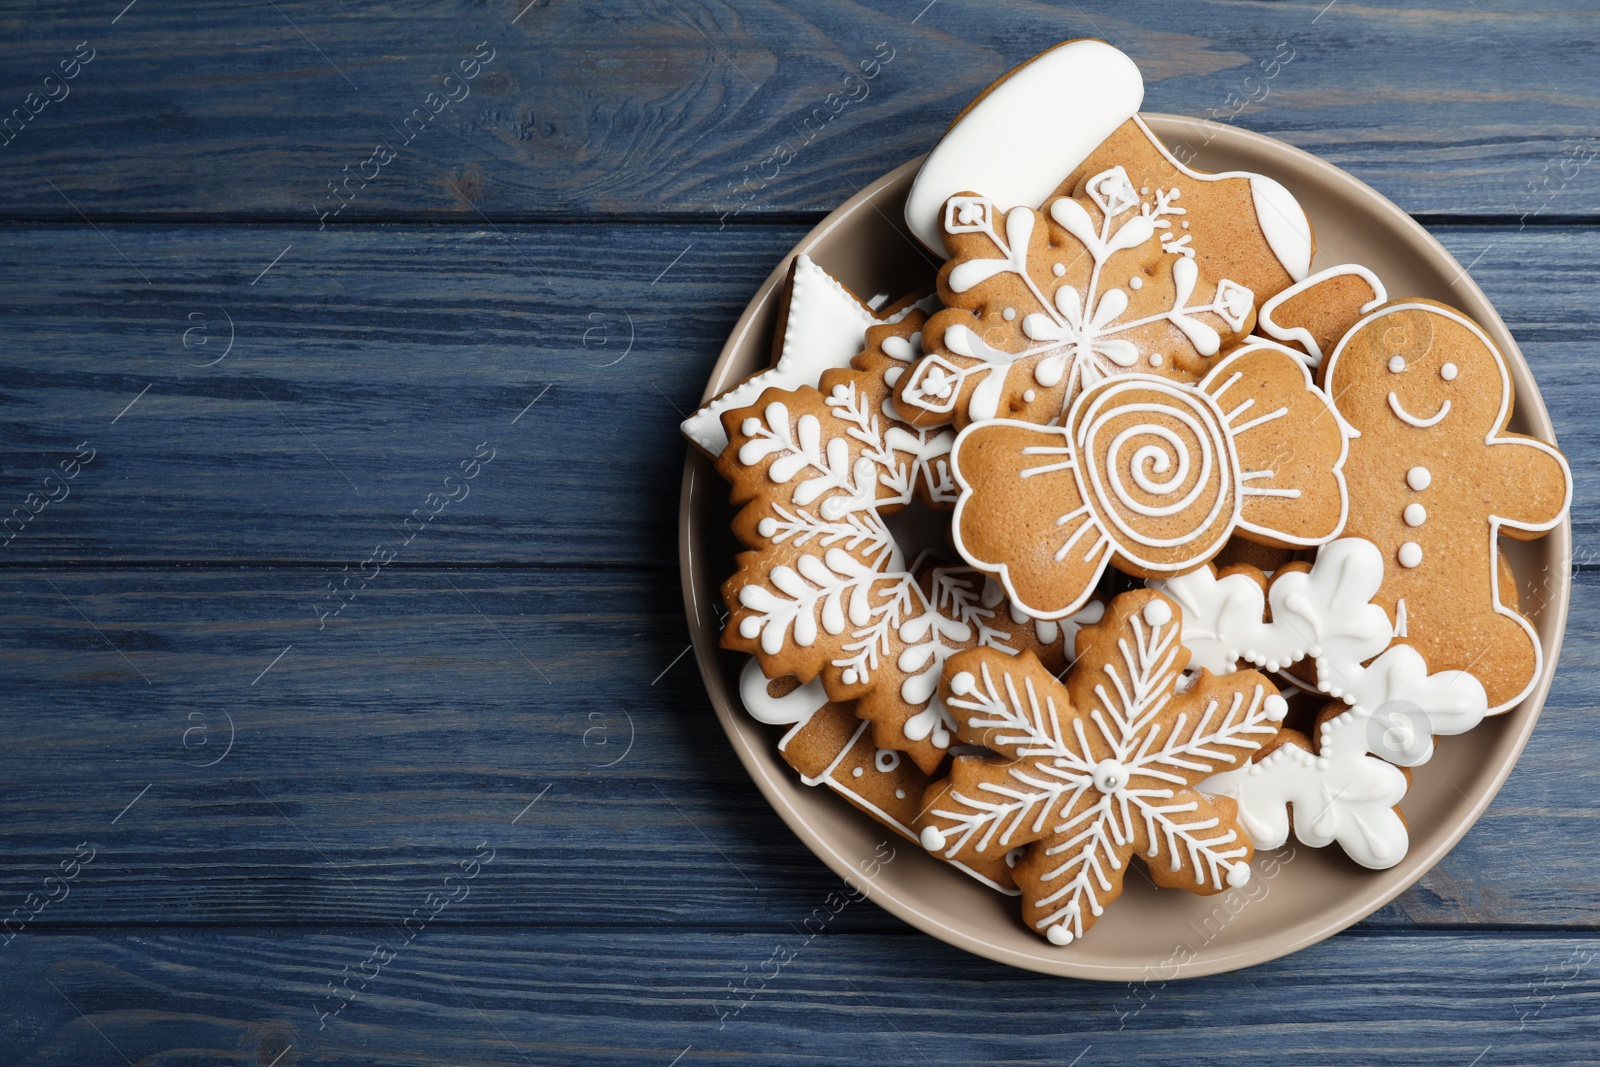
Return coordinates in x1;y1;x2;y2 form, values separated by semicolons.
949;340;1349;619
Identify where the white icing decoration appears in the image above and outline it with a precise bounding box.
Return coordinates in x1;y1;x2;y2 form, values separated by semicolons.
1256;264;1386;367
1052;263;1066;277
1201;706;1409;869
1247;172;1313;282
1441;362;1458;381
923;613;1278;946
1388;356;1406;374
1388;392;1451;428
875;748;901;773
901;174;1261;423
1323;301;1572;715
1003;307;1016;321
851;766;864;778
1398;541;1423;568
733;369;1087;750
904;40;1143;250
1404;503;1426;527
953;341;1347;620
1023;389;1036;403
1129;276;1143;290
681;256;933;455
1154;537;1491;768
895;788;906;799
739;657;829;726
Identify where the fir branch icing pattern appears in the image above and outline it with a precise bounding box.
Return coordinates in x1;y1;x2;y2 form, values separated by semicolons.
897;167;1258;428
916;590;1285;947
720;367;1086;773
1152;537;1491;768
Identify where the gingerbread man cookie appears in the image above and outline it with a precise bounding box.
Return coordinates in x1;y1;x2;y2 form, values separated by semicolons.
1321;300;1572;711
916;589;1285;946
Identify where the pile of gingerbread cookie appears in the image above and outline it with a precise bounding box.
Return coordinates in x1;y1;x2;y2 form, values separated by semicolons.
680;40;1572;948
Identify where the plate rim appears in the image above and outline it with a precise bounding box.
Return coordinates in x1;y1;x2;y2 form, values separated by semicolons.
677;115;1572;979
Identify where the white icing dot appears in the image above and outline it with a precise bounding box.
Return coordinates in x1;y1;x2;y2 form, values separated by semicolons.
1046;924;1074;946
1387;356;1405;373
741;417;760;435
1140;186;1149;195
1406;466;1431;491
1052;263;1066;277
1441;362;1458;381
920;826;947;851
740;618;761;639
851;766;864;778
894;788;906;800
1398;541;1423;568
1149;353;1163;367
1181;220;1190;230
1264;694;1288;721
1129;276;1144;290
1142;599;1173;627
1404;503;1426;527
1226;863;1251;888
949;671;976;696
841;668;859;685
1002;307;1016;321
1091;758;1128;794
874;748;901;773
1023;389;1037;403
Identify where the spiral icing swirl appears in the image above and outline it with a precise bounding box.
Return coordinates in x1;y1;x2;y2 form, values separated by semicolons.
1071;379;1237;569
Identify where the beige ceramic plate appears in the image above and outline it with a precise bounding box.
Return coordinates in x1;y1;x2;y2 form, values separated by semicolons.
677;115;1571;979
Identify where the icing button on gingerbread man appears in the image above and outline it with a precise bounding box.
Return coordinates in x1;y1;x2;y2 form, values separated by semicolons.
1322;298;1572;712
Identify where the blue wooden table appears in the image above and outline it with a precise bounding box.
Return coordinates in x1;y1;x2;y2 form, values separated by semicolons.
1;2;1596;1064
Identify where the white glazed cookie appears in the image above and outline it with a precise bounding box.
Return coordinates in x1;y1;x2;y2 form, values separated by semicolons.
681;255;935;456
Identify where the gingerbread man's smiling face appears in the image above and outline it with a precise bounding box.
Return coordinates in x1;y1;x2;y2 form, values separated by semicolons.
1325;304;1505;439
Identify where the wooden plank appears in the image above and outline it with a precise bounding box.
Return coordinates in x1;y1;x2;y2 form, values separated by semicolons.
0;565;1595;929
1;1;1598;220
1;929;1595;1064
0;221;1596;566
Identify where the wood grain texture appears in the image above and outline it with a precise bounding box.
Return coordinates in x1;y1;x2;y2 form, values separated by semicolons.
0;222;1593;565
1;930;1596;1066
0;565;1594;928
1;1;1598;220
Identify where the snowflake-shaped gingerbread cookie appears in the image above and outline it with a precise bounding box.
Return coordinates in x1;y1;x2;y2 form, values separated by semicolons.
896;177;1259;428
916;589;1285;946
